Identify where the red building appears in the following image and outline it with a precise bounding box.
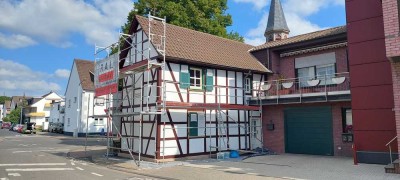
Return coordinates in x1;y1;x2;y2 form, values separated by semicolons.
346;0;399;164
250;0;353;158
251;0;400;165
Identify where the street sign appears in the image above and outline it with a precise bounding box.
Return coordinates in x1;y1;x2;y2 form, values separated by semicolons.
94;53;119;96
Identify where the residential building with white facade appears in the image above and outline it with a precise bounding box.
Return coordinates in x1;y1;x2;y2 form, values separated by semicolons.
64;59;110;137
2;101;10;118
0;104;3;121
25;92;62;130
49;101;65;124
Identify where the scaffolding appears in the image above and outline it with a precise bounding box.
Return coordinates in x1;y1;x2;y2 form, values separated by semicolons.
92;14;265;167
159;84;264;160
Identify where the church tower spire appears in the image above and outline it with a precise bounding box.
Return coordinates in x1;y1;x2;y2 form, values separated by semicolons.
265;0;290;42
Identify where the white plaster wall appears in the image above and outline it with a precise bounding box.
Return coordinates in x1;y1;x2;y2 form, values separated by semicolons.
64;62;81;133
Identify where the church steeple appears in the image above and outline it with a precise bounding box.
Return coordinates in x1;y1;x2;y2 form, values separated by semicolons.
265;0;290;42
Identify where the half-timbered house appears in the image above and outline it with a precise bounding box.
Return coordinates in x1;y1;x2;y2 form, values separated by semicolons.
115;15;270;160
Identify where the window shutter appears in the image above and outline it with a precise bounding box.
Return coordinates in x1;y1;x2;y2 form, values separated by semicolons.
189;113;198;136
205;69;214;92
179;65;190;89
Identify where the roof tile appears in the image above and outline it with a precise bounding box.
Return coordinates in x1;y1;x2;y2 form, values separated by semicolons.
251;26;347;52
135;15;270;73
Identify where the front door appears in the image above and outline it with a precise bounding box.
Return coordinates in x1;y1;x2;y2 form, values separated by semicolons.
250;118;262;149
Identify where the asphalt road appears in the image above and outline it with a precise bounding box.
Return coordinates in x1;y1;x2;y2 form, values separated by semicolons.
0;129;153;180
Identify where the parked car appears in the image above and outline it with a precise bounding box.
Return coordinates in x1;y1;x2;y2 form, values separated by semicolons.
48;123;56;133
13;124;23;131
24;123;36;134
9;123;17;131
1;122;11;129
55;123;64;134
17;125;24;133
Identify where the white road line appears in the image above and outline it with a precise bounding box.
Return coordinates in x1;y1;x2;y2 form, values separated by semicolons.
0;178;9;180
12;151;32;153
91;173;103;177
0;163;67;167
7;173;21;177
6;168;74;172
71;162;75;166
76;167;84;171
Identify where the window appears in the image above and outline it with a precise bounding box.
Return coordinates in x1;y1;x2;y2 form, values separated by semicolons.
245;78;251;93
74;97;77;103
297;66;315;87
296;64;336;87
94;118;104;125
316;64;335;85
67;118;70;126
68;99;71;108
188;113;198;136
189;68;202;89
45;117;49;122
342;108;353;133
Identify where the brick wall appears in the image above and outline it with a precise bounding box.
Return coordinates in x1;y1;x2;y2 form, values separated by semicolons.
382;0;400;58
268;47;348;80
391;61;400;153
383;0;400;155
262;102;353;156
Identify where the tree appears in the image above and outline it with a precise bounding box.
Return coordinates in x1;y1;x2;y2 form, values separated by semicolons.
122;0;244;42
0;96;10;104
3;107;21;124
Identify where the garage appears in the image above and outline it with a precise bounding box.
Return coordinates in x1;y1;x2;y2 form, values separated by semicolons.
284;107;333;156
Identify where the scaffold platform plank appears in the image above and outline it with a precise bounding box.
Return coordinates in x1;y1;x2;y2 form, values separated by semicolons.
163;101;259;111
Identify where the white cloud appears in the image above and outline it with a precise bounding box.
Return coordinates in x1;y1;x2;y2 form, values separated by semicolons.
0;33;37;49
232;0;268;10
0;0;133;48
54;69;70;79
238;0;345;46
0;59;62;96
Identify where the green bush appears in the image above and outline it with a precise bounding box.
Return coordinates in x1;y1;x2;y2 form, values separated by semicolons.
36;125;43;132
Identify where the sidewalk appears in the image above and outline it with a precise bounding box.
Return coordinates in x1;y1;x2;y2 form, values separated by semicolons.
84;153;400;180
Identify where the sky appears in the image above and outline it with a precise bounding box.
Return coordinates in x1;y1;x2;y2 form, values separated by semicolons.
0;0;346;97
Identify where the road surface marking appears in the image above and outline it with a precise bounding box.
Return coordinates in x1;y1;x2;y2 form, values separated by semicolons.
76;167;84;171
12;151;32;153
6;168;74;172
0;163;66;167
71;162;75;166
91;173;103;177
39;149;70;152
0;178;9;180
7;173;20;177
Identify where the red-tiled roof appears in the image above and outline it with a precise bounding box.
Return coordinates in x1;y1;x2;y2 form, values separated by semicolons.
128;15;270;73
250;26;347;52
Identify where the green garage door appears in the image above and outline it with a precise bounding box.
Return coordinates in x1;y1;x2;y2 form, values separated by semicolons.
284;107;333;156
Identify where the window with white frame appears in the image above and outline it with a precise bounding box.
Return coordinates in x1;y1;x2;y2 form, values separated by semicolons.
94;118;104;125
316;64;335;85
67;118;70;126
68;99;71;108
297;67;315;87
189;68;202;89
295;53;337;87
74;97;77;103
245;78;251;93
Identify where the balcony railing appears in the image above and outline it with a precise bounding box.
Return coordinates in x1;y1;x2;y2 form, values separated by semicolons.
251;72;351;105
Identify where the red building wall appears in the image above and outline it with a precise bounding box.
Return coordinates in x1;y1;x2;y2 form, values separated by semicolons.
262;102;353;157
346;0;398;163
278;48;349;80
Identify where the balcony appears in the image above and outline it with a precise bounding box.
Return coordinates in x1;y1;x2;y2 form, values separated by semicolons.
26;112;45;117
249;72;351;105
